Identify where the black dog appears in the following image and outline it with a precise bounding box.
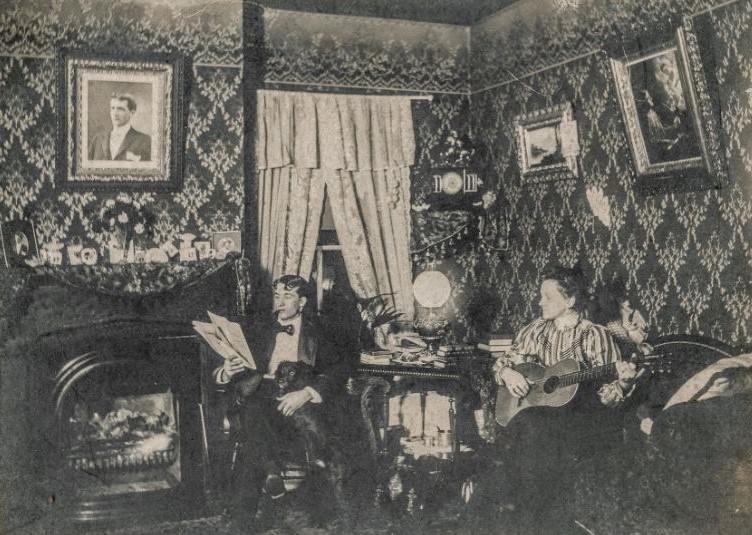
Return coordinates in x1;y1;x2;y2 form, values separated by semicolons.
274;361;333;457
274;361;350;519
275;360;316;396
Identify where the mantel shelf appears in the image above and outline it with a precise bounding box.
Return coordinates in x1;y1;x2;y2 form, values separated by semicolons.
18;254;249;298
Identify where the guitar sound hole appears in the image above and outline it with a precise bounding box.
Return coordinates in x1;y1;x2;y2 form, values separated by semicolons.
543;376;559;394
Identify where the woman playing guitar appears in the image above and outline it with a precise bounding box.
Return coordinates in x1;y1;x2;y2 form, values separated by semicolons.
467;266;643;533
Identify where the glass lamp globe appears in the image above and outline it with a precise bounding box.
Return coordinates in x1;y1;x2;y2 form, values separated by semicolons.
413;270;451;308
412;270;451;351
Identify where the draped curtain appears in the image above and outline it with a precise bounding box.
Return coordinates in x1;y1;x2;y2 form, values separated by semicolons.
256;90;416;320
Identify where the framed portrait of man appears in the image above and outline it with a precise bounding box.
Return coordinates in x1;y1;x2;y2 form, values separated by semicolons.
57;49;185;190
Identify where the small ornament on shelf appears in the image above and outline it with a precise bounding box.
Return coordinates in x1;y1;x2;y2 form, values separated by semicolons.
80;248;98;265
194;241;213;260
67;243;83;265
160;241;179;259
42;242;65;266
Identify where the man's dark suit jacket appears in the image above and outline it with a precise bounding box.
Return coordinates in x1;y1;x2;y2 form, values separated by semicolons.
225;314;350;403
88;127;152;161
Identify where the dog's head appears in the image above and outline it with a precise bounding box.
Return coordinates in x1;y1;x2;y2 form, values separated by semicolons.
275;361;315;393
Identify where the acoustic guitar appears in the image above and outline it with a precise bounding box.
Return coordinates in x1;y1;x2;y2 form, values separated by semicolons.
494;355;672;427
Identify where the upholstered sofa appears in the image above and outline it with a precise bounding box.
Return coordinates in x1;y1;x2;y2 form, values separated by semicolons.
571;334;752;535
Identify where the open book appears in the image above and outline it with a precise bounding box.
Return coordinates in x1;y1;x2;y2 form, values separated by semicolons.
192;311;256;370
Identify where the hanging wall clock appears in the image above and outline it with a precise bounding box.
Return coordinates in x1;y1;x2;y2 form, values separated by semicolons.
428;168;482;210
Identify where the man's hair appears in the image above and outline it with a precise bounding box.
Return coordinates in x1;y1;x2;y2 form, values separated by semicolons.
273;275;310;298
590;275;628;324
541;265;588;312
111;93;137;112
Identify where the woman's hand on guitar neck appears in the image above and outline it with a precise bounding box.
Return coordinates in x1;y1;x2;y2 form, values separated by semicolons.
498;367;531;398
615;358;644;391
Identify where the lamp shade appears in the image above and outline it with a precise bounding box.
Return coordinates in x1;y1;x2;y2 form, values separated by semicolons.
412;270;451;308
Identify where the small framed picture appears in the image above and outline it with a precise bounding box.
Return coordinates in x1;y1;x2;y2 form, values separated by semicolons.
1;220;39;267
211;231;241;260
515;102;580;184
134;248;147;263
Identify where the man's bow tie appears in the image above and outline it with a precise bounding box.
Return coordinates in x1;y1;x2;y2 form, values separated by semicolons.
273;322;295;336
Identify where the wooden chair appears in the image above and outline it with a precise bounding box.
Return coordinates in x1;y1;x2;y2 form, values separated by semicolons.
220;396;314;495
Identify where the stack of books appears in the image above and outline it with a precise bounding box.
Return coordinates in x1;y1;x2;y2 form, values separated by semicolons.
476;333;514;357
436;343;475;358
359;350;393;365
433;343;475;368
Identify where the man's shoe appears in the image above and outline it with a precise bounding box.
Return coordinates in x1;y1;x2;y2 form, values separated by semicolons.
262;474;286;500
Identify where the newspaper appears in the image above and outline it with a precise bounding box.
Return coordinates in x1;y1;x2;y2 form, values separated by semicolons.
192;311;256;370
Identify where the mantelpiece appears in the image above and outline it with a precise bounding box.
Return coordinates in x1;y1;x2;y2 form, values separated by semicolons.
0;256;252;531
23;255;251;300
0;256;252;349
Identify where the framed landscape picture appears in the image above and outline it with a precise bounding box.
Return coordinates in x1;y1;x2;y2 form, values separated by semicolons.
57;49;185;191
515;102;580;184
610;22;725;195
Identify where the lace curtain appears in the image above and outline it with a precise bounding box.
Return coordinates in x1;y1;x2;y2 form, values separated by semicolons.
256;90;415;320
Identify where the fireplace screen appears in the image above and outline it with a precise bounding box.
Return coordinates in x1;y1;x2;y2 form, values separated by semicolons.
66;391;180;496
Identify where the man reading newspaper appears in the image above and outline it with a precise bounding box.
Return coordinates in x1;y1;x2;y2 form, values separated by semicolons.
206;275;349;530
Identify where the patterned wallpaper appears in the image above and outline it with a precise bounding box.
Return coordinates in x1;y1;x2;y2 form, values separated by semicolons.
465;0;752;348
8;0;747;350
471;0;731;90
0;0;243;251
262;8;469;94
257;0;516;26
0;1;469;257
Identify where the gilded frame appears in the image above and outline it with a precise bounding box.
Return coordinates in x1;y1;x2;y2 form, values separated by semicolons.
515;102;580;184
57;49;185;191
609;22;725;195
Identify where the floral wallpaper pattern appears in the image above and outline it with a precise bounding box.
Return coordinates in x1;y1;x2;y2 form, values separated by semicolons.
263;9;469;93
471;0;730;90
4;0;748;352
467;0;752;348
0;0;243;253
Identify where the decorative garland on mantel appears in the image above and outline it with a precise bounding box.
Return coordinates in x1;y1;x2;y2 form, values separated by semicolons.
27;257;239;297
4;254;252;308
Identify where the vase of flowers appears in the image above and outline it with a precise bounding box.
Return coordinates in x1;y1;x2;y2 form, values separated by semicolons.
92;194;155;263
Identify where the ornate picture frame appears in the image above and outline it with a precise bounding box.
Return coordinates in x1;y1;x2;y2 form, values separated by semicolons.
515;102;580;184
57;49;185;191
609;21;725;195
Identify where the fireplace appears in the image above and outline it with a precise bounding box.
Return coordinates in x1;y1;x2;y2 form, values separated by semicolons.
45;320;209;525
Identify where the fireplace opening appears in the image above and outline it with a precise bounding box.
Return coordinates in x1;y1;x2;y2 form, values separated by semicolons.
65;387;181;497
46;328;208;525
